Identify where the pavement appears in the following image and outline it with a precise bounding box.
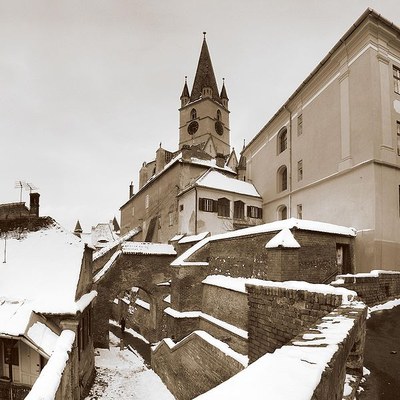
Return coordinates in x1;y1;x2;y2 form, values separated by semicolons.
108;322;152;366
359;306;400;399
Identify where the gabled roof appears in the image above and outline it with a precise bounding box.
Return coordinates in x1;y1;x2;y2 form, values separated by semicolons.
180;169;261;198
190;36;221;104
0;220;95;314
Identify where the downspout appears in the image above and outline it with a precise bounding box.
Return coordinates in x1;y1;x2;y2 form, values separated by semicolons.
284;105;293;217
194;186;198;235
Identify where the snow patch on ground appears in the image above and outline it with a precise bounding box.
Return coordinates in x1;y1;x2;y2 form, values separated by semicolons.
85;332;173;400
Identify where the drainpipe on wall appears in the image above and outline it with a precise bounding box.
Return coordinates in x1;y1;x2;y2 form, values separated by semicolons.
194;186;198;235
284;105;293;218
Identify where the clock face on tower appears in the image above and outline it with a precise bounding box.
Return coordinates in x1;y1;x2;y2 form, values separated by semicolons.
187;121;199;135
215;121;224;135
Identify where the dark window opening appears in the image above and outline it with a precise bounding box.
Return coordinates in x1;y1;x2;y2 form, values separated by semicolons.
217;198;230;217
234;201;245;219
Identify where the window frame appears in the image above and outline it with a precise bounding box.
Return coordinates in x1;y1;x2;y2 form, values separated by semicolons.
199;197;217;213
233;200;245;219
277;128;288;154
394;65;400;95
191;108;197;120
297;160;303;181
247;205;263;219
297;114;303;136
217;197;230;217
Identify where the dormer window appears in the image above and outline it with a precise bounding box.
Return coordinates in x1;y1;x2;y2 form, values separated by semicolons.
191;109;197;120
217;110;221;121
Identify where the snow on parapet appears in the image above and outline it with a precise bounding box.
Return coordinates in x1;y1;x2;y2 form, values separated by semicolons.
172;218;356;267
122;242;176;255
178;232;209;244
153;330;248;367
93;250;122;283
170;234;184;242
25;330;75;400
265;228;300;249
202;275;357;304
27;322;59;357
93;227;141;261
195;170;261;197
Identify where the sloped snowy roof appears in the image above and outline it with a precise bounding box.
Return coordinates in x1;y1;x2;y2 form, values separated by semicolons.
0;222;94;314
265;228;301;248
171;218;356;267
194;170;261;198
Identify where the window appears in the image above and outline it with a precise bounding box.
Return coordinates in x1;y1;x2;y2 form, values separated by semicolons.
3;340;19;366
145;194;149;209
297;114;303;136
217;110;221;121
247;206;263;219
394;66;400;94
191;108;197;120
179;204;184;212
297;204;303;219
397;121;400;156
297;160;303;181
78;308;92;359
278;166;288;192
278;128;287;154
278;205;287;220
217;197;230;217
199;198;216;212
234;200;245;219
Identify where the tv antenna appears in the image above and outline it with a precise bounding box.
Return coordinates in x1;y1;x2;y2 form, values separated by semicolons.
14;181;38;202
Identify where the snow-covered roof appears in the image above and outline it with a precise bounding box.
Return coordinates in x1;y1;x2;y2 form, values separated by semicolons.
265;228;301;249
170;234;184;242
193;170;261;198
122;242;177;255
178;232;210;244
0;222;96;314
172;218;356;267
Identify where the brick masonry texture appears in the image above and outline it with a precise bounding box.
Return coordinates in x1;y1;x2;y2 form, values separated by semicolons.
152;332;245;400
333;271;400;306
247;284;343;363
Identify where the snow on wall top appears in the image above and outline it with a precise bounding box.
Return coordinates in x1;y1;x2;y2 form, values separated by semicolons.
178;232;210;244
122;242;176;255
195;303;365;400
27;321;59;357
93;227;141;261
171;218;356;266
265;228;301;248
202;275;357;304
195;170;261;197
0;222;93;314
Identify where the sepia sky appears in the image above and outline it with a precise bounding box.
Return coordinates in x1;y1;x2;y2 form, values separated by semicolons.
1;0;400;232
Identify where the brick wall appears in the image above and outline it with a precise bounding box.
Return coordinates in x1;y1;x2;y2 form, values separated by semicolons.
152;331;245;400
332;270;400;306
247;284;342;362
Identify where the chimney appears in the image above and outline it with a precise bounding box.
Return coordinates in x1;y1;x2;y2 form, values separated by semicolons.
129;182;134;198
215;153;225;168
29;192;40;217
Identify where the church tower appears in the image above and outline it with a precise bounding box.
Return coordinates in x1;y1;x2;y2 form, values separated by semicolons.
179;33;230;157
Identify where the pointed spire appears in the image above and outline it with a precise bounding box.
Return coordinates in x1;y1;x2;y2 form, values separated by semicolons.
190;33;221;104
220;78;229;100
180;76;190;99
74;220;83;237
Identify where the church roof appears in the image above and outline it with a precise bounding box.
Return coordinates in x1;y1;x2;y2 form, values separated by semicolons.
190;36;221;104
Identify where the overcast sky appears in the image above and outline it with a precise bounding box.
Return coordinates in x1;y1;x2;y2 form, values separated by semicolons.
1;0;400;232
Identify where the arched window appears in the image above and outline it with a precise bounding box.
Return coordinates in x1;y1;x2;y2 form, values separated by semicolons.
191;109;197;120
217;110;221;121
277;205;287;220
277;166;288;192
234;200;245;219
278;127;287;154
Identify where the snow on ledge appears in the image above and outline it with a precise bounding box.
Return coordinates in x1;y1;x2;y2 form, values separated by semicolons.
369;298;400;315
265;228;300;249
93;250;122;283
336;269;400;279
135;299;150;311
178;232;210;244
164;307;248;339
153;330;248;367
202;275;357;304
25;330;75;400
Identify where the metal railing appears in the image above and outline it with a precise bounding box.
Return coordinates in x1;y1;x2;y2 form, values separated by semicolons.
0;380;31;400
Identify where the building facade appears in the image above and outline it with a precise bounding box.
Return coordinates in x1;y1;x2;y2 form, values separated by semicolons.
242;9;400;271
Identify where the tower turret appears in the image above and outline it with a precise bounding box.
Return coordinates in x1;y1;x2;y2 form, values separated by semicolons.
180;76;190;107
